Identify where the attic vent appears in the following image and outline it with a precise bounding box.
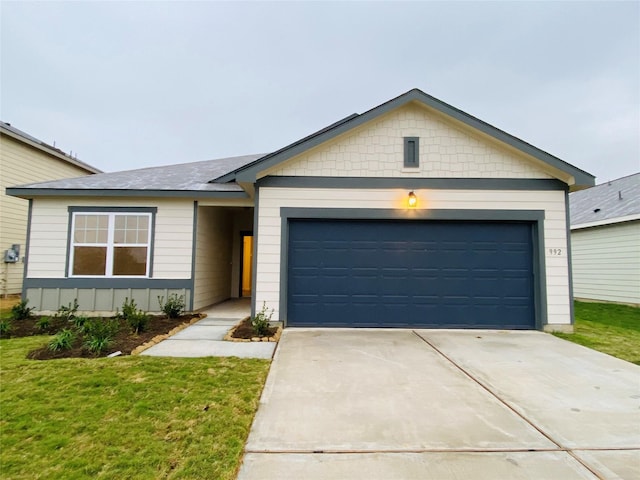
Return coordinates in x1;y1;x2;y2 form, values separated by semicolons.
619;191;623;200
404;137;419;168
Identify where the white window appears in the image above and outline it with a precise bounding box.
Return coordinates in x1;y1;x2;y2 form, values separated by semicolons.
69;212;152;277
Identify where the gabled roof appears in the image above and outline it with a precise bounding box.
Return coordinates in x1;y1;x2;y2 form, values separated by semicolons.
570;173;640;229
1;121;102;174
213;88;594;189
7;154;264;199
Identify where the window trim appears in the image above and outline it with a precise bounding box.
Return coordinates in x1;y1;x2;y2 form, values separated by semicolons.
66;207;157;278
404;136;419;168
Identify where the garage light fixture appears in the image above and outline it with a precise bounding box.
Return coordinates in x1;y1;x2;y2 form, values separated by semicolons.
408;191;417;208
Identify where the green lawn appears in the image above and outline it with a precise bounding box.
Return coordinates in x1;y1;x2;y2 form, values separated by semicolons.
554;301;640;365
0;336;270;479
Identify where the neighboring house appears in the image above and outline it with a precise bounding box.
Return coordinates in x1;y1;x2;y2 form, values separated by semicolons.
0;122;101;297
7;89;595;331
569;173;640;305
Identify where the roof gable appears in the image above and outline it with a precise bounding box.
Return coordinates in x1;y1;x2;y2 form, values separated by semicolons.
214;88;594;189
1;121;102;174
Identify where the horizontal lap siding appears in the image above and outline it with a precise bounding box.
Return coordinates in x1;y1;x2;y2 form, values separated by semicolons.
1;135;94;294
27;198;193;279
256;187;570;325
193;207;232;310
571;221;640;304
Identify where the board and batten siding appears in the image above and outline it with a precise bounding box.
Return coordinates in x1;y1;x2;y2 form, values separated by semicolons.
193;206;233;310
255;187;571;328
25;197;194;312
0;134;95;295
571;221;640;305
267;104;555;180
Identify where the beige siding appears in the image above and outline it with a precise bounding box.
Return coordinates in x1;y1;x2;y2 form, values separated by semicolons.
193;206;233;310
268;104;554;180
0;135;95;295
571;221;640;304
27;197;194;280
255;187;571;327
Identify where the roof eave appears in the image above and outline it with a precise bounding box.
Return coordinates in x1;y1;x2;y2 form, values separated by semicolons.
5;187;250;200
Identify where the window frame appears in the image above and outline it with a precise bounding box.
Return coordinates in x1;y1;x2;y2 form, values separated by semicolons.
67;207;156;278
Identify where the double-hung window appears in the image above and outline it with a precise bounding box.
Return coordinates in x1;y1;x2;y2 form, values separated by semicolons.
69;211;153;277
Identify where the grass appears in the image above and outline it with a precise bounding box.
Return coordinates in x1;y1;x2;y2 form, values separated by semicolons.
0;336;270;479
554;301;640;365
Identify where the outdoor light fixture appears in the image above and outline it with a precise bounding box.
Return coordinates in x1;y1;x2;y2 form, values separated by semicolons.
408;191;417;208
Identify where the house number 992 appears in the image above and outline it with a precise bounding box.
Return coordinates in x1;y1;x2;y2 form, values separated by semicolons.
548;248;562;256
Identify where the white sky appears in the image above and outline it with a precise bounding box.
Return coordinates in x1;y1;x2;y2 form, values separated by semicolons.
1;1;638;183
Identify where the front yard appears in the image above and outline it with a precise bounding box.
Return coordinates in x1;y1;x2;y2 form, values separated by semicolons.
0;336;270;479
553;300;640;365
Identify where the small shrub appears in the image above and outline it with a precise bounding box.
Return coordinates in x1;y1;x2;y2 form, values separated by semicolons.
158;294;185;318
71;315;89;332
35;316;51;331
83;318;120;354
118;297;138;321
48;329;76;351
11;299;33;320
0;318;12;337
56;299;79;322
128;311;150;334
251;302;273;337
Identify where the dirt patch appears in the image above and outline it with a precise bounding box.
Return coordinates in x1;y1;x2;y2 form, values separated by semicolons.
3;314;203;360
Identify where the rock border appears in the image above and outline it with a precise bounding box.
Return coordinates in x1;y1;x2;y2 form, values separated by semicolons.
131;314;205;355
224;317;282;343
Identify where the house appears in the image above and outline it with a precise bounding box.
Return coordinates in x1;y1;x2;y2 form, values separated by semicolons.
7;89;595;331
0;122;101;297
569;173;640;305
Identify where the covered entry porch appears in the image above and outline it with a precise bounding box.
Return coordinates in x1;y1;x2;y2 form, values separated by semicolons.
192;204;254;311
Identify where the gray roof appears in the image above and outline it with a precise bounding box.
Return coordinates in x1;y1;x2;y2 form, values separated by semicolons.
570;172;640;227
1;121;102;174
7;154;265;198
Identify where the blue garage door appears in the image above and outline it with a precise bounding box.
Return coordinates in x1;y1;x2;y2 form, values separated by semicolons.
287;220;535;329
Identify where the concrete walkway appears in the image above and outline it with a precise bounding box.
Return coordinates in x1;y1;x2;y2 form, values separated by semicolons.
140;299;276;359
238;329;640;479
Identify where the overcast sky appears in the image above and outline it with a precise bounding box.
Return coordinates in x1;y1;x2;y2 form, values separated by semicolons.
1;1;638;183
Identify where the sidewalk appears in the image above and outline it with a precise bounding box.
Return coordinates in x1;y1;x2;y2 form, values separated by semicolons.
140;299;276;359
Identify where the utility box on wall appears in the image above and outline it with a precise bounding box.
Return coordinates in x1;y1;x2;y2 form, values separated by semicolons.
3;244;20;263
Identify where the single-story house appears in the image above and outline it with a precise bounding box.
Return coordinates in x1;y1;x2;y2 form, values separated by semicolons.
7;89;595;331
0;121;101;296
569;173;640;305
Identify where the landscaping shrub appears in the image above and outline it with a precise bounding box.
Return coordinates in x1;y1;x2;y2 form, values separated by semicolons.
0;318;12;337
11;299;33;320
35;317;51;332
117;298;150;334
158;294;185;318
48;329;76;351
251;302;273;337
56;299;79;322
71;315;89;331
127;311;150;334
83;318;120;354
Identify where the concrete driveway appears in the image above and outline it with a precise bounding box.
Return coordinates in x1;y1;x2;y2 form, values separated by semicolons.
238;329;640;480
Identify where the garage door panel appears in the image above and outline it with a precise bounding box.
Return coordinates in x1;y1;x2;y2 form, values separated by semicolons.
287;219;535;329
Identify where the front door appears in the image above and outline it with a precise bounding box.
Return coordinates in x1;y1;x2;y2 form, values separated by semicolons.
240;233;253;297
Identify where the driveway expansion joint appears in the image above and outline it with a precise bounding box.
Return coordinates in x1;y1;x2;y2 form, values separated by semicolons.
411;330;607;480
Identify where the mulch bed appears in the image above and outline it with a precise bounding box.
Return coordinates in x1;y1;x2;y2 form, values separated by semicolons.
231;317;278;339
2;314;202;360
